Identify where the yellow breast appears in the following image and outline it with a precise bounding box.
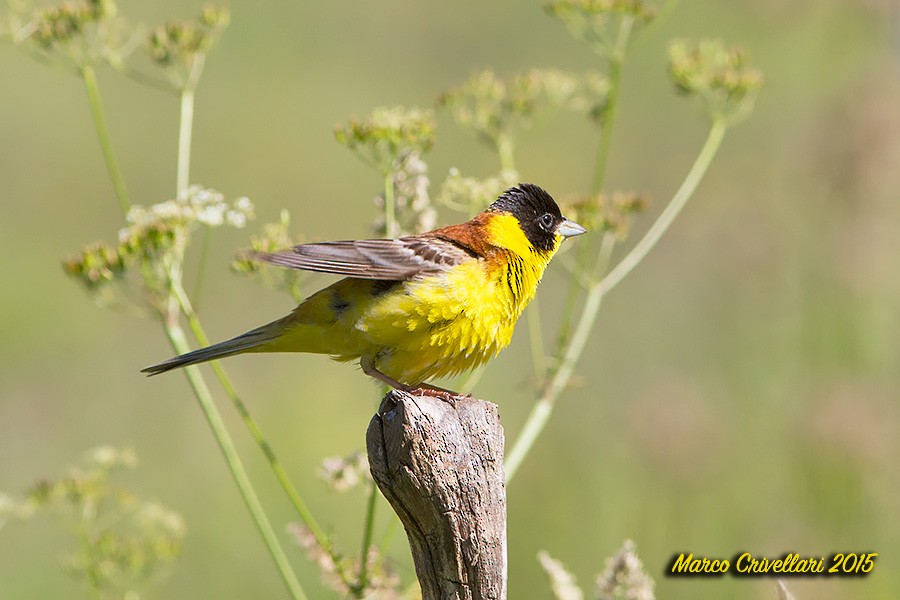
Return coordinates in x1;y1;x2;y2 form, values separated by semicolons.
365;214;559;383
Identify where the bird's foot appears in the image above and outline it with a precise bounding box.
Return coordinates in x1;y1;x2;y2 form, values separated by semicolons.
407;382;472;406
359;358;471;406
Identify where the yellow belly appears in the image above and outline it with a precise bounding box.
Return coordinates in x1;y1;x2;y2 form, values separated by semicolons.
267;253;548;385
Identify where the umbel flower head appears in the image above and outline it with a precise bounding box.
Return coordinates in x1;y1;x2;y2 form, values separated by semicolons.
668;38;763;123
147;4;229;89
334;106;436;175
147;4;229;65
438;68;609;152
29;0;118;49
64;186;253;309
562;190;646;241
16;0;132;70
545;0;656;56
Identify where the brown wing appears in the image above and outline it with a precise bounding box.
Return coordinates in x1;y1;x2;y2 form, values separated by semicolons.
254;234;477;281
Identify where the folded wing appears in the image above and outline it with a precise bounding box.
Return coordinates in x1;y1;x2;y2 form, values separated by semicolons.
254;235;476;280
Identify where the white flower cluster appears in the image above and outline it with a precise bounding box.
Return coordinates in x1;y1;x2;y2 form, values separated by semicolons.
119;185;254;242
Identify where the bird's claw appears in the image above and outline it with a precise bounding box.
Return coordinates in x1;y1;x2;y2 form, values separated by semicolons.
409;386;465;406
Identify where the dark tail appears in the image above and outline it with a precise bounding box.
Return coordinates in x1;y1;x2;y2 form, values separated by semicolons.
141;322;281;376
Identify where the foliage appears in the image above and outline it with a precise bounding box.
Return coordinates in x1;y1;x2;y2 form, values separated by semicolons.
1;447;184;598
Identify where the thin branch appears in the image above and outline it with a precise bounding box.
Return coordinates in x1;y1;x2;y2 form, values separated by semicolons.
80;65;131;215
590;15;633;195
356;482;379;595
176;89;194;198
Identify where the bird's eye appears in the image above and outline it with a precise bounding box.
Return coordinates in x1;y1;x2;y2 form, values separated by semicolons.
539;213;555;230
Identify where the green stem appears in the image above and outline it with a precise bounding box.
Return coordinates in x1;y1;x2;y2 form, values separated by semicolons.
177;89;194;198
505;239;610;481
505;118;728;482
163;319;307;600
357;482;379;595
383;171;398;238
598;117;726;296
590;16;633;196
556;16;632;355
176;87;211;305
80;65;130;216
170;282;356;592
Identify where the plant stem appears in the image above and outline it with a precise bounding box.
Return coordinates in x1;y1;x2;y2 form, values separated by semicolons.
80;65;130;216
505;239;610;481
555;16;632;356
163;319;307;600
170;281;356;591
598;117;726;296
590;16;633;195
505;118;728;482
356;482;379;595
177;89;194;198
176;87;212;305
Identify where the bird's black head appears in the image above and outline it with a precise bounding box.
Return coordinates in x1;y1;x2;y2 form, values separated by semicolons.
487;183;573;252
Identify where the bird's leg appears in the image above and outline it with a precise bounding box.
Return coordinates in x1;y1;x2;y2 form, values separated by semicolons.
360;357;462;406
360;356;411;390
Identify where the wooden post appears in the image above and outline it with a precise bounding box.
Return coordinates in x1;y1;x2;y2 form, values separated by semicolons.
366;390;507;600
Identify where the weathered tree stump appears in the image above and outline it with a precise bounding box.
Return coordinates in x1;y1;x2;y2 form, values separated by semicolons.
366;390;507;600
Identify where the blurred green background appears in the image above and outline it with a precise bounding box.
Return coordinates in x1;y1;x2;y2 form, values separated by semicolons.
2;1;899;598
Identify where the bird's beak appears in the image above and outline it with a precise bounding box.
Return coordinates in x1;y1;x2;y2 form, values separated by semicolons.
556;218;587;238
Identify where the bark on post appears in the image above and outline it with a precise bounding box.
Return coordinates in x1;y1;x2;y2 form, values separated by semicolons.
366;390;507;600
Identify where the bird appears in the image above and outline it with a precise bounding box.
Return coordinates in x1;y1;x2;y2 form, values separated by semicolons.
142;183;586;397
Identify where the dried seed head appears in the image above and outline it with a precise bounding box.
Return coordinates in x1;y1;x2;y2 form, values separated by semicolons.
595;540;655;600
563;190;647;240
438;68;609;148
30;0;117;49
545;0;656;56
668;38;763;122
147;4;228;89
334;106;436;174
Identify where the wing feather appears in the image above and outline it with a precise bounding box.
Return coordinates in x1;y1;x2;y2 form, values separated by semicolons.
254;235;475;280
